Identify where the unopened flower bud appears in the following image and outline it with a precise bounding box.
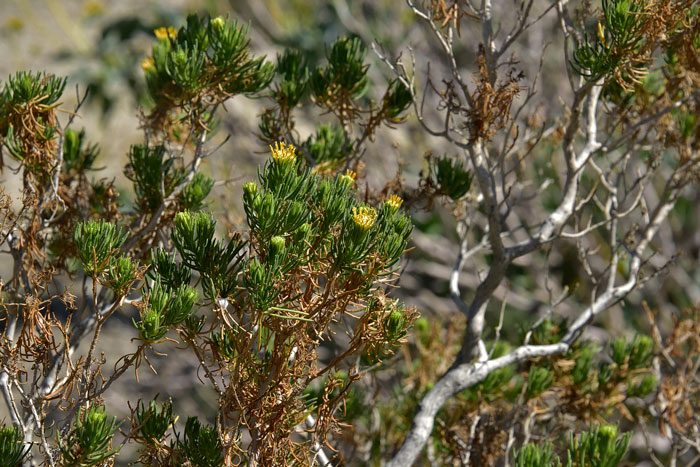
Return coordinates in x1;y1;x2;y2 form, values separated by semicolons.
243;181;259;204
193;211;211;232
269;236;286;261
174;211;193;233
211;16;225;29
247;259;265;286
181;286;199;308
599;424;618;440
243;181;258;196
297;222;311;239
140;310;162;341
385;309;405;340
261;193;275;220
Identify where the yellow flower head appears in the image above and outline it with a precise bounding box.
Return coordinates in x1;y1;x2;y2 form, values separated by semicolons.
141;57;155;72
352;206;377;231
270;142;296;164
339;169;356;186
386;194;403;210
154;26;177;40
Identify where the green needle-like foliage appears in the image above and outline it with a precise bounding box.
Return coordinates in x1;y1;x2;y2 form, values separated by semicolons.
58;405;120;467
135;396;176;447
125;144;185;213
609;334;654;369
274;49;309;108
312;36;369;114
383;79;412;122
571;0;649;83
602;0;647;51
0;71;66;171
627;335;654;369
134;308;167;343
227;153;412;276
105;255;139;297
514;441;561;467
148;247;192;290
133;279;198;341
627;373;657;398
384;302;410;343
610;337;628;366
180;172;215;211
526;365;554;399
597;362;615;387
511;426;631;467
162;284;199;326
258;144;316;202
304;123;354;165
0;70;66;108
210;327;238;362
572;344;598;386
144;14;273;110
171;211;247;299
566;424;631;467
62;128;100;174
244;257;280;313
0;425;30;467
432;156;473;200
177;417;224;467
0;3;695;465
74;220;127;276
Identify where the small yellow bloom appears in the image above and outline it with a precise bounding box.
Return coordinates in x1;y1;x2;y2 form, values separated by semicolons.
154;26;177;40
597;21;606;47
352;206;377;231
270;142;296;164
141;57;155;71
386;194;403;210
339;169;356;186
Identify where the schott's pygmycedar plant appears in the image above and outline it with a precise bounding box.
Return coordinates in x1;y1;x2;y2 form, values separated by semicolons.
0;13;415;466
2;1;700;466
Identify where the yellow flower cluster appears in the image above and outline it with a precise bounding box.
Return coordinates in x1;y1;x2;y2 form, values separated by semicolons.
270;142;296;164
141;57;155;72
386;194;403;210
352;206;377;231
154;26;178;40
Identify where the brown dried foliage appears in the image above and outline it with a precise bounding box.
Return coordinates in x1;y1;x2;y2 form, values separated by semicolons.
467;47;523;144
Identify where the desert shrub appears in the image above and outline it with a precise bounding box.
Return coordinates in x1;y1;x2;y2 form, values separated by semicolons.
1;1;700;466
0;14;414;466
